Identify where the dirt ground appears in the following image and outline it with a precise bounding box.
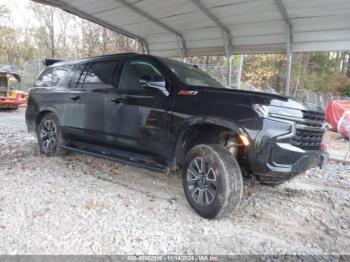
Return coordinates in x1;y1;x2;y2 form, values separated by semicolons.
0;108;349;255
323;130;349;152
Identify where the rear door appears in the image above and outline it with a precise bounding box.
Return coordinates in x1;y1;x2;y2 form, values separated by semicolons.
59;63;86;132
68;59;121;145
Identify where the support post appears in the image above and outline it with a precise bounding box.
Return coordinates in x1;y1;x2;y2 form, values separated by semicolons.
285;24;292;96
21;62;26;90
222;30;232;88
237;55;244;89
138;40;149;54
176;35;187;62
274;0;293;96
226;55;232;87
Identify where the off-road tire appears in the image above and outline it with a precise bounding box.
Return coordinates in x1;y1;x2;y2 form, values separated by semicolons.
37;113;66;156
182;144;243;219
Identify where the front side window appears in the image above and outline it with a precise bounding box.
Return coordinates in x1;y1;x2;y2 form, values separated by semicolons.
159;58;225;89
119;60;164;90
83;60;119;89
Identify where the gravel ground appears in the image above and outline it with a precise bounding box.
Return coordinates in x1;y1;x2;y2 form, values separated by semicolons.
0;108;349;255
323;130;349;153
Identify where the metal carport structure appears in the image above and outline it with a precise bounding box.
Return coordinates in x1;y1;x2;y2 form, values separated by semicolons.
32;0;350;95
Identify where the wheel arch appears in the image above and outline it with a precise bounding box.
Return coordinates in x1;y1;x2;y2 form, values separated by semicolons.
35;106;60;128
172;116;249;168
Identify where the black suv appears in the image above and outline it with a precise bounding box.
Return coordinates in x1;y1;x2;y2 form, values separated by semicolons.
26;53;328;219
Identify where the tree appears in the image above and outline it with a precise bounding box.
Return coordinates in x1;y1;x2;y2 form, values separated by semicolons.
30;3;56;57
81;20;101;56
0;4;10;22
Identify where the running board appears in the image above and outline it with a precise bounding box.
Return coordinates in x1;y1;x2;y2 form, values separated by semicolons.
62;145;167;173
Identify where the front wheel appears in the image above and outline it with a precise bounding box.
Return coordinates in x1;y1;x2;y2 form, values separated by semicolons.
37;113;66;156
182;144;243;219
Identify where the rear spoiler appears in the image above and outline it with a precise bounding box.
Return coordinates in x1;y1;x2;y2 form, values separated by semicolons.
42;58;64;67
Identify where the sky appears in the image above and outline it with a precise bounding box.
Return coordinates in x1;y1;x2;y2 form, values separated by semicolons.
1;0;42;28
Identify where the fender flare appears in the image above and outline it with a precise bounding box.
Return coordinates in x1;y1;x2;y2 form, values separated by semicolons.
172;116;247;166
36;105;60;125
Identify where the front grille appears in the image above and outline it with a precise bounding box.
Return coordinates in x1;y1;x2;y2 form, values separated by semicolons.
291;129;324;150
302;110;325;122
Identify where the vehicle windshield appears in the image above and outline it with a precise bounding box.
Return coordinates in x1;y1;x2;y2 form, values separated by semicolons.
159;58;225;89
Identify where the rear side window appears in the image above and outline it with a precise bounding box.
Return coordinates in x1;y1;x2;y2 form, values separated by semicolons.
52;68;69;86
67;64;86;89
35;69;53;87
35;66;70;87
83;60;119;89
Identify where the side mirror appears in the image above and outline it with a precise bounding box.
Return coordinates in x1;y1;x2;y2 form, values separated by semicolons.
140;75;169;96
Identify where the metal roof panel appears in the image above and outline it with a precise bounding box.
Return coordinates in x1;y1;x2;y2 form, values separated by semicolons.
32;0;350;56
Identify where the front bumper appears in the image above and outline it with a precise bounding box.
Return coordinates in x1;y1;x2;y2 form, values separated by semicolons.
0;97;20;108
266;149;328;175
0;96;26;109
248;117;328;180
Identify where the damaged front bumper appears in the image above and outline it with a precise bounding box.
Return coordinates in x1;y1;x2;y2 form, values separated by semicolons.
248;117;328;182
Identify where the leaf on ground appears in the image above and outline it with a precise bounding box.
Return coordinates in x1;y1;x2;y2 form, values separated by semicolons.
85;199;112;210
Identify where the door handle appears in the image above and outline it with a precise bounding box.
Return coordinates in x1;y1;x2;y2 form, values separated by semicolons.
111;97;126;104
70;95;80;101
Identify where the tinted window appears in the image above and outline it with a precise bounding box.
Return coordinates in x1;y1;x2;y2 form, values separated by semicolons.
83;60;119;89
35;66;70;87
120;60;164;90
52;68;69;86
68;64;86;88
35;69;53;87
159;58;224;89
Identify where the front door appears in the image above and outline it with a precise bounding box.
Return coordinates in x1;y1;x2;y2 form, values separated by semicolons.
105;58;174;159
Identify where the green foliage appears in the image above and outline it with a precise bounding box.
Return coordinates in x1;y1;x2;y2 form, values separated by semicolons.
0;2;140;84
241;54;287;92
341;82;350;97
303;53;347;93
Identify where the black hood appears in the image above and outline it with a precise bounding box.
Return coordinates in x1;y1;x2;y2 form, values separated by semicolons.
187;86;323;113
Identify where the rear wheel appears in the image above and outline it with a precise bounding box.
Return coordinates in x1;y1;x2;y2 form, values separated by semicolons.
182;144;243;219
37;113;65;156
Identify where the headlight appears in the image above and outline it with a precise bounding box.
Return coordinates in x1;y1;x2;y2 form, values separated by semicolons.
253;104;269;118
268;106;303;119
